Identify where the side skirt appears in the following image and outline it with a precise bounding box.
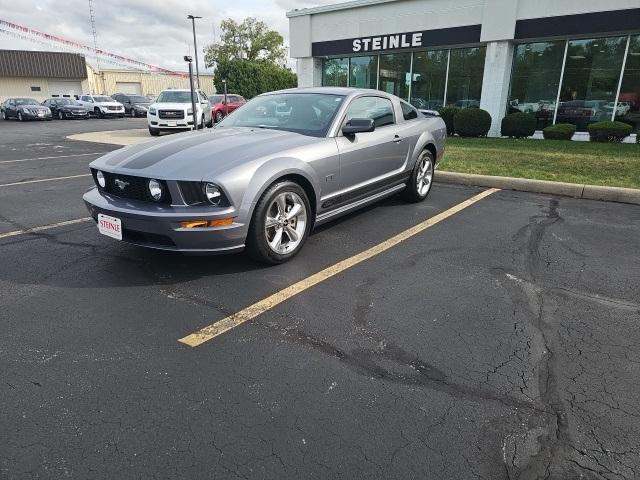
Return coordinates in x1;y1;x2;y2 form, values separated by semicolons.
314;183;406;227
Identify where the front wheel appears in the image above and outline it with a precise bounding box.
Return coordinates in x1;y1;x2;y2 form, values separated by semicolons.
17;112;23;121
246;181;312;264
94;108;103;118
58;111;64;120
1;110;5;120
148;127;160;136
129;109;136;118
402;149;435;202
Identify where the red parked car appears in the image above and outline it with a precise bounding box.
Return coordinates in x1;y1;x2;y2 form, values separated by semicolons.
211;94;247;123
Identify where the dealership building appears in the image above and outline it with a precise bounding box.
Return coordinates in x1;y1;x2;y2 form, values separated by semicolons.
287;0;640;137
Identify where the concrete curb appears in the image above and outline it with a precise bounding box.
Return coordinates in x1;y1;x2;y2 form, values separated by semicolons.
436;171;640;206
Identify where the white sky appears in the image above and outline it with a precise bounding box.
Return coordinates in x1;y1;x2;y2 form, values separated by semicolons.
0;0;345;72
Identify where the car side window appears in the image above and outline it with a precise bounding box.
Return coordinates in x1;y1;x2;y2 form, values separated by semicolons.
344;96;395;128
401;101;419;121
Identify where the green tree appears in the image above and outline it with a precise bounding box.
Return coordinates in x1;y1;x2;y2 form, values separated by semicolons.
213;59;297;99
204;17;287;67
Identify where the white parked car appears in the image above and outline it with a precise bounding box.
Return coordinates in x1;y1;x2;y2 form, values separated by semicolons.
77;94;125;118
147;88;213;136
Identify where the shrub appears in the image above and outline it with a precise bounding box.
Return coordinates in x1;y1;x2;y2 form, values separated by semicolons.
588;121;633;143
501;112;536;138
454;108;492;137
542;123;576;140
214;59;297;99
438;107;459;135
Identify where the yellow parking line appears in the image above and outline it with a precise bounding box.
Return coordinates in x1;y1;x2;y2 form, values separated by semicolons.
0;174;91;188
178;187;500;348
0;217;92;239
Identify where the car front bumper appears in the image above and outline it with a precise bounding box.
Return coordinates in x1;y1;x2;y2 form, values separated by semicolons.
83;187;247;253
21;111;51;120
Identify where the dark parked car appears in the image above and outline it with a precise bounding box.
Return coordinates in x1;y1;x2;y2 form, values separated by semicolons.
556;100;609;130
42;98;89;120
211;94;246;123
112;93;152;117
1;98;52;121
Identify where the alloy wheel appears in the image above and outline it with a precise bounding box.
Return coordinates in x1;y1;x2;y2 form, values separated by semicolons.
264;192;307;255
58;111;64;120
416;155;433;196
18;112;23;121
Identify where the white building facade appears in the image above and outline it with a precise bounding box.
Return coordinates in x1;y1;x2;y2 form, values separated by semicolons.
287;0;640;136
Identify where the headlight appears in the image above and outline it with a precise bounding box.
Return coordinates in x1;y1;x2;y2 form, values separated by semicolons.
96;170;106;188
149;107;156;115
204;183;222;205
187;108;193;115
148;179;163;201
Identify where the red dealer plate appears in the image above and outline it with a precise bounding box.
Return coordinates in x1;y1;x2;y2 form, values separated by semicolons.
97;213;122;241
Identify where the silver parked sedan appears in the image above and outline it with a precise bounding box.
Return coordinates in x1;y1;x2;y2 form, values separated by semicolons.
83;87;446;264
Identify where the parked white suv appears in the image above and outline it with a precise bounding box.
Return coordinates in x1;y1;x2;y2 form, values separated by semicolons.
77;94;125;118
147;88;212;136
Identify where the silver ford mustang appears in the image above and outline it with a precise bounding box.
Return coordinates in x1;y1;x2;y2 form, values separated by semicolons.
83;87;446;263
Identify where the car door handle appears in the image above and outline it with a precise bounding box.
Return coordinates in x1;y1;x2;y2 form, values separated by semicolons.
392;135;403;143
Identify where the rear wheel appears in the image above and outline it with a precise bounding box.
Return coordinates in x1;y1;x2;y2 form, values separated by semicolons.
206;117;213;128
402;149;434;202
1;110;5;120
148;127;160;136
246;181;312;264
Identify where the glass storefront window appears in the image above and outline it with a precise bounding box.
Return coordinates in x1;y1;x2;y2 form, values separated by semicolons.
410;49;448;110
617;35;640;131
379;53;411;101
446;47;486;108
349;56;378;89
557;36;627;130
508;41;565;129
322;58;348;87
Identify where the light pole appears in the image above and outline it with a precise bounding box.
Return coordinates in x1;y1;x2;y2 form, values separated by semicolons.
222;79;228;117
184;56;198;131
187;14;202;89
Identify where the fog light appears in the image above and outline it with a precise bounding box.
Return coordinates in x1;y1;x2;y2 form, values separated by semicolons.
148;179;163;201
96;170;106;188
180;218;233;228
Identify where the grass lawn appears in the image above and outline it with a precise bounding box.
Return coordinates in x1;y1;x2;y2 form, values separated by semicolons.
438;137;640;189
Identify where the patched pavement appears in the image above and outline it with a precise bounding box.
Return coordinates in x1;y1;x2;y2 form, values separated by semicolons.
1;118;639;479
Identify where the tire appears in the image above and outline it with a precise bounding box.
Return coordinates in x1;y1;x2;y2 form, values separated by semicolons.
246;181;312;264
1;110;5;120
197;115;204;130
402;149;435;203
206;118;213;128
215;111;224;123
18;112;23;121
94;108;102;118
58;111;64;120
148;127;160;136
129;109;136;118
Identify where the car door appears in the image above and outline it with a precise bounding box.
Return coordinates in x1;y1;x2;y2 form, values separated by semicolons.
198;91;211;122
334;95;408;195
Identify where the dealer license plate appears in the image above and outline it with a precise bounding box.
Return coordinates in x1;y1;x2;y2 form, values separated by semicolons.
97;213;122;240
167;121;177;127
37;113;44;117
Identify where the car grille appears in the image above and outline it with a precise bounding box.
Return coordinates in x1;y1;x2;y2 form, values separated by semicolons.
107;106;120;111
122;229;176;248
178;181;204;205
93;170;172;204
159;110;185;119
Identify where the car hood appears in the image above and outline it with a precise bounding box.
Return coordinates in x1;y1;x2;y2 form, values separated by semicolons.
96;102;122;107
61;105;86;111
92;127;322;180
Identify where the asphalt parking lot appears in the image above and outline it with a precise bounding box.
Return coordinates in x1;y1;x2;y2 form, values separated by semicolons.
1;118;639;480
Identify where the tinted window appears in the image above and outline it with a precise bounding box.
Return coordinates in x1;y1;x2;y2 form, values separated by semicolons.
218;93;345;138
401;101;418;120
344;96;395;128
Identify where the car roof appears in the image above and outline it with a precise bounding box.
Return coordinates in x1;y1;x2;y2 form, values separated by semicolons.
261;87;396;100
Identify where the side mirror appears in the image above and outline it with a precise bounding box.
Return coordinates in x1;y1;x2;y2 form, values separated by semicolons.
342;118;375;135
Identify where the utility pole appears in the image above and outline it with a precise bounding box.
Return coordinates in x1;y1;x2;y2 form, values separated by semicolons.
187;15;202;89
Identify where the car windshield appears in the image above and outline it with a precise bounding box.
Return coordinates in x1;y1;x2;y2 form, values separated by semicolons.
93;96;113;102
218;93;345;137
55;98;80;105
210;95;223;103
156;91;192;103
15;98;39;106
129;96;149;103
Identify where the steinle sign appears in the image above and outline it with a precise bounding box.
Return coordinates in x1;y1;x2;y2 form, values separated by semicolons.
352;32;423;52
